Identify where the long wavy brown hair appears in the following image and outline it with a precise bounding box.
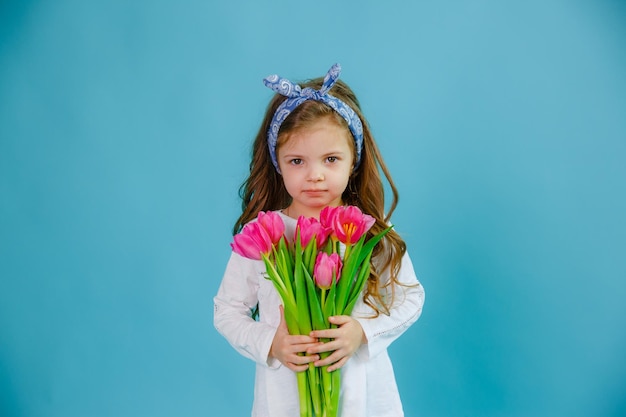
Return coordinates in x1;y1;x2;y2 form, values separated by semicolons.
234;76;407;317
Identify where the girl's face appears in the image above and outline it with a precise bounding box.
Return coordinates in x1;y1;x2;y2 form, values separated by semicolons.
277;117;354;219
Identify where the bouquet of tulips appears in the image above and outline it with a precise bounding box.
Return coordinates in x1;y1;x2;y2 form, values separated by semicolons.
230;205;392;417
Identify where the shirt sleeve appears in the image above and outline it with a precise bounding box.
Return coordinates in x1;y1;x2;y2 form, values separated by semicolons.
353;251;425;361
213;252;279;368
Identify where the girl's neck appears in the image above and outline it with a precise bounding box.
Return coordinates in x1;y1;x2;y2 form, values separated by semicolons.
283;205;316;220
283;201;344;220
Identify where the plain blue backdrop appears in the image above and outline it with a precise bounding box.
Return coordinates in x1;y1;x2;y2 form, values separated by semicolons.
1;1;625;416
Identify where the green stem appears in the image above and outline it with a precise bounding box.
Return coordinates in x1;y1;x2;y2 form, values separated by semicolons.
322;365;333;416
307;364;321;416
329;369;341;417
297;371;309;417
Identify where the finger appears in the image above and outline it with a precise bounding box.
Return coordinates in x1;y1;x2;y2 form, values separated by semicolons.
327;357;348;372
314;349;345;367
285;340;321;355
289;353;319;365
307;340;339;355
286;362;310;373
289;335;319;345
292;343;322;355
328;315;352;325
309;329;340;339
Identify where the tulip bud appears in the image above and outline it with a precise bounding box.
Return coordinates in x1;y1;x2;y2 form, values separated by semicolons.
256;211;285;244
313;252;342;289
296;216;332;249
230;222;274;260
331;206;376;245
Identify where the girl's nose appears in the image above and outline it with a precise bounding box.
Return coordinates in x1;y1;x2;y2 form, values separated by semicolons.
308;170;325;182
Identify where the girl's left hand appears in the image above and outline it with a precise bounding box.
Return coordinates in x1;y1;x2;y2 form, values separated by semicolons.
307;315;367;372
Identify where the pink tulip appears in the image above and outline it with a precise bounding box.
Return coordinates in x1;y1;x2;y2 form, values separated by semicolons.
256;211;285;244
230;221;274;260
322;205;376;245
319;206;339;230
295;216;332;249
313;252;342;289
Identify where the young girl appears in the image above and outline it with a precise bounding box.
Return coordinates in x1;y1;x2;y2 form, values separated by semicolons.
214;64;425;417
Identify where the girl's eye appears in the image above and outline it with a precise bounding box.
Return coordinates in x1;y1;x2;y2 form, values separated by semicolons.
326;156;337;163
290;158;303;165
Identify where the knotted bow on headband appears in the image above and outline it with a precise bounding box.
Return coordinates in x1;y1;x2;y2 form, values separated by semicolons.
263;63;364;173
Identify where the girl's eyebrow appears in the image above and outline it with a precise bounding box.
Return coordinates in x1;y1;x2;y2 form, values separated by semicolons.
322;150;347;156
280;152;304;158
281;149;347;158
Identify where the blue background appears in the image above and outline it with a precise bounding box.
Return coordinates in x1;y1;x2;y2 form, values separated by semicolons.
1;1;625;416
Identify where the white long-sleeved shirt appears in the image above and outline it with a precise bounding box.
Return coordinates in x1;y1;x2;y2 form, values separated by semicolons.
214;211;425;417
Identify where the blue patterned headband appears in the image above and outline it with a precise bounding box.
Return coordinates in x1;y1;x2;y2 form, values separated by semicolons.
263;63;364;173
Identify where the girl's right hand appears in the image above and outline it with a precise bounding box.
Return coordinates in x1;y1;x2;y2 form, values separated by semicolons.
270;305;320;372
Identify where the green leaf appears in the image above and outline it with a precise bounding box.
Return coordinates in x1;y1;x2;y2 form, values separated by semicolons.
276;250;294;298
294;237;312;335
339;226;393;315
303;268;325;331
334;237;365;313
304;238;317;276
262;254;300;334
344;253;372;315
279;237;294;276
323;278;336;324
356;225;393;266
